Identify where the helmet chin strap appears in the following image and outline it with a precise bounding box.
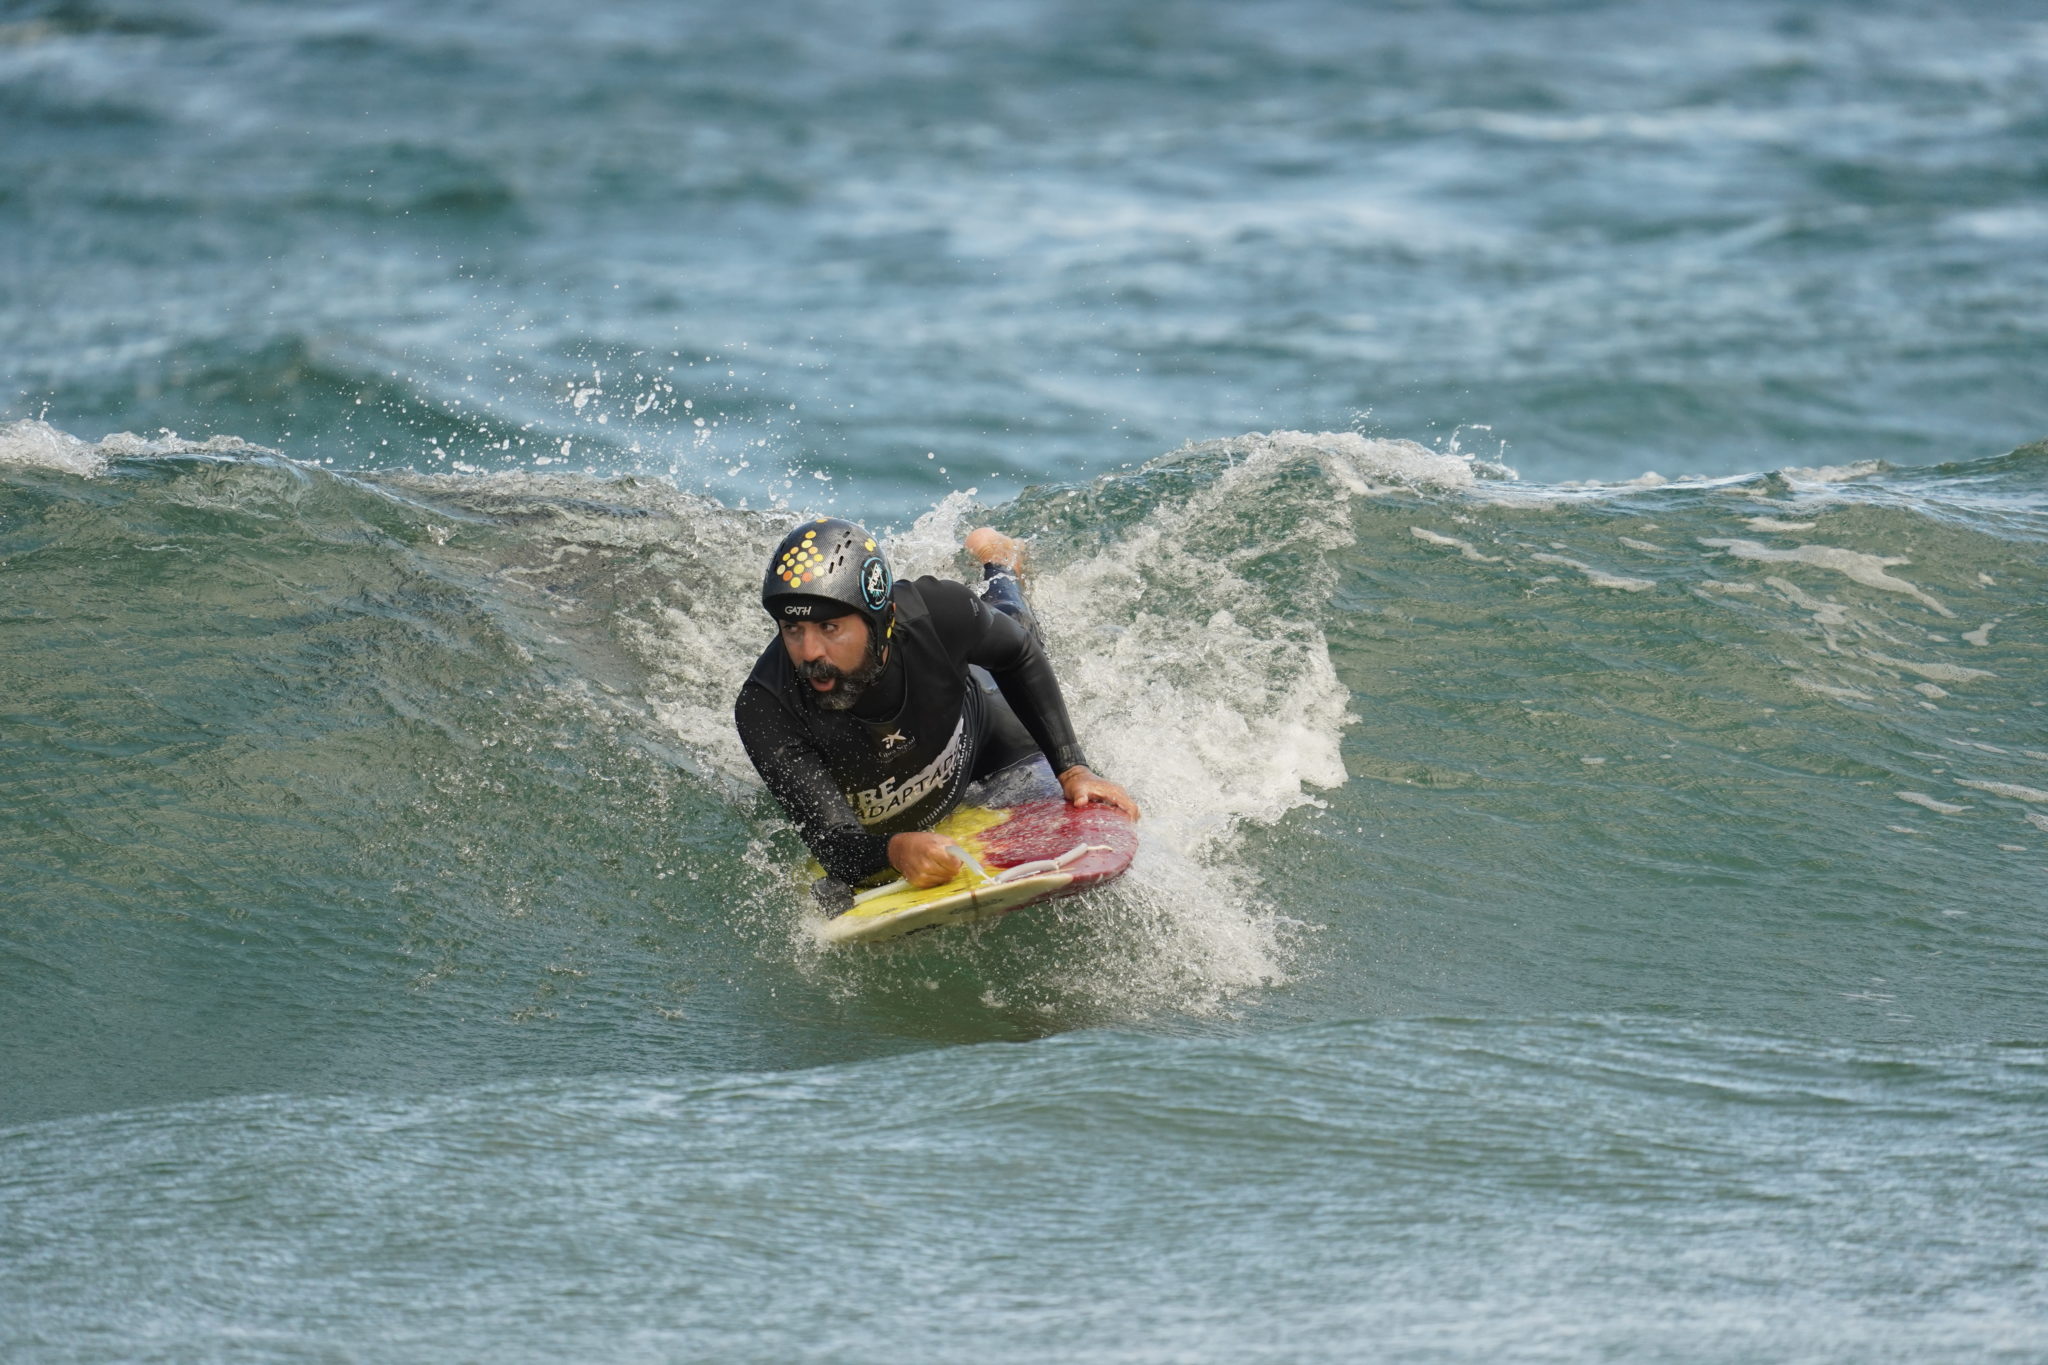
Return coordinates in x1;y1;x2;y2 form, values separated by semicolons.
880;602;896;664
860;603;895;677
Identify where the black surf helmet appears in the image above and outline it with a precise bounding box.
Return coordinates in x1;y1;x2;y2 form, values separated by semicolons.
761;516;896;639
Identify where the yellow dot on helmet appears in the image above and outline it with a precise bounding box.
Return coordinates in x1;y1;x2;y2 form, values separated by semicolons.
864;539;876;551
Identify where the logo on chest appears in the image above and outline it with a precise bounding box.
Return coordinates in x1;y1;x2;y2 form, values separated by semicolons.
853;714;968;824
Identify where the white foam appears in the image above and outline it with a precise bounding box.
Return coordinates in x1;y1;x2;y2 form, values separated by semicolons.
1764;576;1849;626
1243;430;1498;494
0;419;108;476
2027;814;2048;835
1860;651;1994;685
1529;553;1654;592
1552;469;1754;494
1954;780;2048;804
1697;538;1952;616
1617;536;1665;553
1963;621;1997;647
885;488;984;578
1409;526;1502;562
1743;517;1817;532
1896;792;1969;815
1018;437;1366;1009
645;602;770;786
1790;677;1874;702
0;419;279;478
1780;461;1885;485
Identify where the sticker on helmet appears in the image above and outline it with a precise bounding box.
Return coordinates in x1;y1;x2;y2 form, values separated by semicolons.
861;555;891;611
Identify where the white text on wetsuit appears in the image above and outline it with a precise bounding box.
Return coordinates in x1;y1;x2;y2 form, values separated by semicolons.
853;714;966;825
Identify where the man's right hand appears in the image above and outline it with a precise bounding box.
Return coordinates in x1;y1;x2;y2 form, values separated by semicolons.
888;831;964;889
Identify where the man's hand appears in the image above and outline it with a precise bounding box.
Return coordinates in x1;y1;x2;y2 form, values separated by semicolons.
888;831;965;888
1057;765;1141;820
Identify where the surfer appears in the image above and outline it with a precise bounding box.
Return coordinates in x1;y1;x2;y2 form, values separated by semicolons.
735;518;1139;900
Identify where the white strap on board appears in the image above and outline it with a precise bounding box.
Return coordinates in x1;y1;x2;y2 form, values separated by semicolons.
991;842;1114;884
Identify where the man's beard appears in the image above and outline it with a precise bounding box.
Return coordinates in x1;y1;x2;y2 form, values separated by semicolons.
794;635;887;712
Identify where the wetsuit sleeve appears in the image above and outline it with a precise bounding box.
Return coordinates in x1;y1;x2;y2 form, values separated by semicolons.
734;683;895;885
924;579;1090;774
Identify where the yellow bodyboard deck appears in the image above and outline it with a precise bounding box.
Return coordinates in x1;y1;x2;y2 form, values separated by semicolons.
811;794;1137;946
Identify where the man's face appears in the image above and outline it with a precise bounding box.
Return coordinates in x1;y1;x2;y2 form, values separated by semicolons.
780;613;879;710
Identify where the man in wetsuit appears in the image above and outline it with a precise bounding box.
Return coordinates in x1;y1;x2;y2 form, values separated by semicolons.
734;517;1139;906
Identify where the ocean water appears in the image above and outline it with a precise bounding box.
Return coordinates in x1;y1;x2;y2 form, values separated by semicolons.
4;1;2047;1360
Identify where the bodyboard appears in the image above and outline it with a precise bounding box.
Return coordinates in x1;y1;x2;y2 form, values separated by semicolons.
813;763;1137;945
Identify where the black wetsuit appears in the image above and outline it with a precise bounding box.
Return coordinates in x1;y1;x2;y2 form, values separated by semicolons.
734;572;1088;886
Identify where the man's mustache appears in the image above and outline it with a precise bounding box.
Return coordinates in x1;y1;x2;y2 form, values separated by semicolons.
794;659;850;685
